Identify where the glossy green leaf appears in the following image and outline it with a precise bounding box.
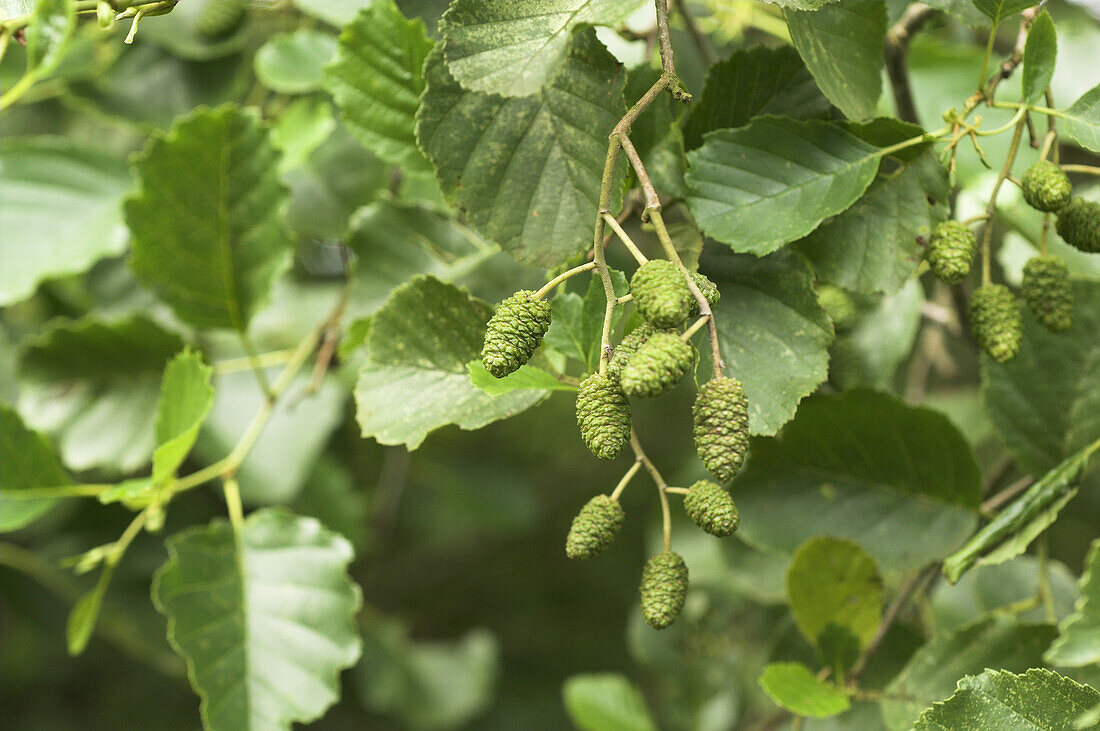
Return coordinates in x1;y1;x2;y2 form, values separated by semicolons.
983;280;1100;473
416;30;626;267
152;349;214;486
912;668;1099;731
798;149;948;294
152;508;362;731
882;617;1058;730
0;137;131;306
323;1;433;170
1046;538;1100;667
355;276;548;449
759;662;850;719
973;0;1037;24
942;439;1098;584
733;390;981;572
23;0;74;77
1022;10;1056;104
17;315;185;473
563;673;658;731
702;248;833;435
254;29;336;95
543;268;628;371
125;105;293;331
682;45;829;150
685;118;884;255
0;405;70;532
439;0;645;97
467;361;574;394
1060;83;1100;154
786;537;883;650
784;2;885;120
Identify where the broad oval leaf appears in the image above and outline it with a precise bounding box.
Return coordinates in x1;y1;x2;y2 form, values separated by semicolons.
152;349;214;486
973;0;1038;24
23;0;74;78
562;673;658;731
1061;83;1100;154
1045;538;1100;667
786;537;883;650
152;508;362;731
416;30;626;267
0;404;70;532
1022;10;1056;104
685;117;884;256
323;1;433;170
125;105;293;332
254;29;336;95
439;0;645;97
759;662;850;719
732;390;981;572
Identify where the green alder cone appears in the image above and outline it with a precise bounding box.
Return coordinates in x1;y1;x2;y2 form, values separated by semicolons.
197;0;246;37
683;480;739;537
687;271;721;317
693;376;750;483
481;290;553;378
631;260;692;328
565;495;625;560
576;373;631;460
1021;160;1072;212
619;332;693;398
607;323;655;383
1021;255;1073;331
640;551;689;630
927;220;977;284
969;284;1023;363
816;283;858;332
1056;198;1100;253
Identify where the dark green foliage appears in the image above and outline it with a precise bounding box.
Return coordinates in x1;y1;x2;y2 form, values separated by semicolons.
565;495;625;559
969;285;1023;363
693;376;750;483
1021;160;1072;212
630;260;692;328
927;220;977;284
639;551;689;630
619;331;693;398
607;323;655;383
683;480;738;537
481;290;553;378
1056;198;1100;253
575;373;631;460
1022;256;1073;331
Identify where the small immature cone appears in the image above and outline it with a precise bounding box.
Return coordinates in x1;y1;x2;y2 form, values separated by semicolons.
927;220;977;285
631;260;692;328
687;271;721;317
1022;256;1073;332
968;285;1023;363
1021;160;1072;212
683;480;739;537
576;374;631;460
1056;198;1100;253
693;377;750;483
620;332;694;397
640;551;689;629
481;290;553;378
607;323;655;383
565;495;625;559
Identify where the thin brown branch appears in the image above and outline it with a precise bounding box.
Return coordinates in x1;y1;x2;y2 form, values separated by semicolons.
673;0;718;66
984;7;1040;98
981;475;1034;515
884;2;933;124
850;563;939;680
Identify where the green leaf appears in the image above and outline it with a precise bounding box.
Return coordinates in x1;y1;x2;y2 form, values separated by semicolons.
439;0;645;97
134;0;248;61
543;268;628;371
17;315;185;473
912;668;1099;731
152;349;214;486
685;117;885;256
941;440;1098;584
1046;538;1100;667
703;247;833;435
0;404;70;532
152;508;362;731
254;29;336;95
682;45;830;150
67;568;110;656
882;617;1059;730
356;620;499;730
1060;83;1100;154
562;673;658;731
973;0;1037;25
786;537;883;651
270;97;335;173
1022;10;1056;104
798;149;948;294
467;361;574;394
0;137;132;306
292;0;372;26
23;0;74;77
759;662;851;719
1078;703;1100;731
837;279;924;390
784;2;886;120
416;30;626;267
983;280;1100;473
922;0;988;27
355;275;548;449
732;390;981;572
323;1;433;170
125;105;293;331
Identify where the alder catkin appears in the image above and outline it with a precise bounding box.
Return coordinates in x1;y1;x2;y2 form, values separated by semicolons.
688;271;721;317
683;481;739;537
968;284;1023;363
481;290;553;378
639;551;689;630
693;377;750;483
927;220;977;284
1022;256;1073;332
576;374;631;460
631;260;692;328
607;323;655;383
1021;160;1072;212
619;332;693;397
565;495;625;559
1056;198;1100;253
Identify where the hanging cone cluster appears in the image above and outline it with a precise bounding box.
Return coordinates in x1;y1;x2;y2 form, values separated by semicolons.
1056;198;1100;253
693;377;750;483
631;260;692;328
927;220;977;284
1021;160;1072;212
607;323;655;383
683;481;739;537
565;495;625;560
576;374;631;460
639;551;689;630
688;271;721;317
481;290;553;378
969;285;1023;363
620;332;693;397
1022;256;1073;332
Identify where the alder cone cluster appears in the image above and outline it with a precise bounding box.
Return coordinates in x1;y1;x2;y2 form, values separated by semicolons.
1057;198;1100;253
631;260;692;328
639;551;689;630
927;220;977;284
575;373;631;460
683;480;739;537
607;323;655;383
565;495;625;560
619;332;693;397
969;284;1023;363
481;290;552;378
1022;256;1073;332
693;376;750;483
688;271;721;317
1021;160;1072;212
